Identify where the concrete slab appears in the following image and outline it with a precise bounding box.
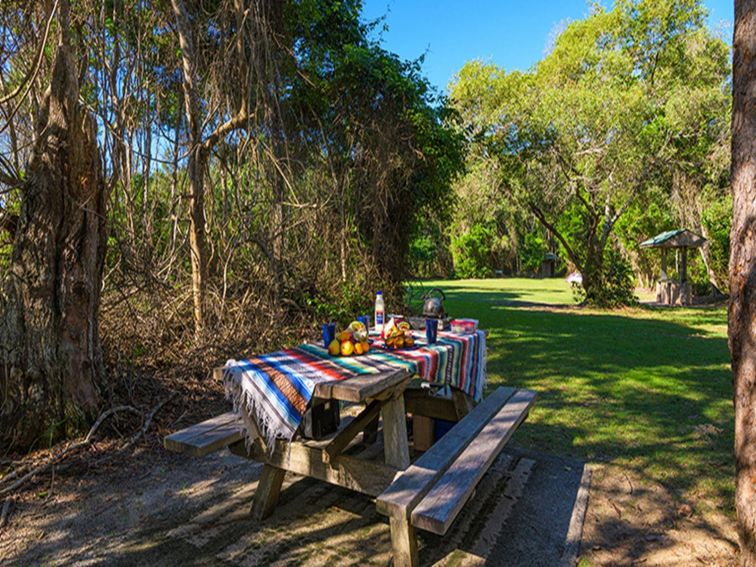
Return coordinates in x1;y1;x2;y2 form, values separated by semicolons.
428;447;590;567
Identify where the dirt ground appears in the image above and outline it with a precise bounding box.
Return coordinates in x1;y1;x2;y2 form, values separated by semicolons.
0;437;738;566
580;465;737;566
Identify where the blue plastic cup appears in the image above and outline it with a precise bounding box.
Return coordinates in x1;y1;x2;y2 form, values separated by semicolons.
425;319;438;344
357;315;370;331
322;322;336;348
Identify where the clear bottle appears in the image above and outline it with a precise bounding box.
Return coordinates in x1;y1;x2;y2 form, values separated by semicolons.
374;291;385;334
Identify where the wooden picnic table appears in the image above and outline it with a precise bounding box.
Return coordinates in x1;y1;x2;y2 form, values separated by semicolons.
165;334;536;566
221;365;417;519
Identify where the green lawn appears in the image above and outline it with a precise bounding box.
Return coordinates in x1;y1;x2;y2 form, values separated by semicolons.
413;278;734;515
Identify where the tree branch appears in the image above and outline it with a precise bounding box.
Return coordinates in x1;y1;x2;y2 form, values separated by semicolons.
529;202;583;273
0;1;60;139
201;111;251;153
0;0;59;106
0;405;139;497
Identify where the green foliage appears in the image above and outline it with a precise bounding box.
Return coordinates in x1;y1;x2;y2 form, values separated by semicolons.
449;0;731;304
286;3;466;282
303;281;373;328
408;222;453;279
451;223;496;279
573;247;639;307
520;230;549;274
614;185;677;286
409;234;436;275
700;191;732;289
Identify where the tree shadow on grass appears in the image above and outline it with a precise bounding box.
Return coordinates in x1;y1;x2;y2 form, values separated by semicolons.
436;286;734;559
496;306;730;488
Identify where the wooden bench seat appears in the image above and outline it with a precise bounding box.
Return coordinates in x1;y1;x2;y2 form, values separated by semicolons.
376;386;536;566
164;412;244;457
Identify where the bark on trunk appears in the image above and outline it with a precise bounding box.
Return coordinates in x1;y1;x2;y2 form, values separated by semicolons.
731;2;756;564
0;2;107;450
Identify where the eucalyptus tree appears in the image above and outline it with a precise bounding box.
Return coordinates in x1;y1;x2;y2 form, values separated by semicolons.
731;1;756;563
0;0;107;449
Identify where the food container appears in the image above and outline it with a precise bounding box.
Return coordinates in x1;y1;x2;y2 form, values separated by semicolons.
450;318;478;334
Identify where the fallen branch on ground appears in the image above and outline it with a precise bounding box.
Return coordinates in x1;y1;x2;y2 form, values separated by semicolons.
121;393;176;450
0;405;139;497
0;464;30;486
0;497;13;529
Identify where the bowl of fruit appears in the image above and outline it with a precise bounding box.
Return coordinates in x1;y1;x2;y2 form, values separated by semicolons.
382;319;416;350
328;320;371;357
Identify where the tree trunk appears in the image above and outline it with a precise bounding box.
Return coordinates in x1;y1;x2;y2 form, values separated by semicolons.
172;0;207;336
0;1;107;450
698;221;724;294
731;2;756;564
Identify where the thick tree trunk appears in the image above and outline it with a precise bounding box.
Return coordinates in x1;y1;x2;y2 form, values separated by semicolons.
580;241;605;303
0;2;107;450
731;2;756;565
172;0;207;335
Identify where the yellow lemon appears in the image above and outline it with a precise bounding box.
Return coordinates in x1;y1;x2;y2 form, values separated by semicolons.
340;340;354;356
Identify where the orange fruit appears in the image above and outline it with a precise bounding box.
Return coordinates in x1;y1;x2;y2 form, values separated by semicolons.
340;340;354;356
339;331;352;342
361;340;370;353
405;336;415;347
354;342;364;355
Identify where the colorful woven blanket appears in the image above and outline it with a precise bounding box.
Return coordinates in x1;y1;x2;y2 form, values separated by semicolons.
224;330;486;449
372;331;487;401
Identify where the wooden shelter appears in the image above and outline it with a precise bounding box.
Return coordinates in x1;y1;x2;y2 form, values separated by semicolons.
640;229;706;305
539;252;558;278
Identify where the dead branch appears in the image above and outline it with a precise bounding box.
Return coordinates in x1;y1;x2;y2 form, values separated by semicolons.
121;393;176;450
0;0;60;137
0;1;58;106
0;497;13;529
0;405;139;497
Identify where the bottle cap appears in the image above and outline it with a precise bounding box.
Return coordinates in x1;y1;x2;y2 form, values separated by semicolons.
377;291;382;295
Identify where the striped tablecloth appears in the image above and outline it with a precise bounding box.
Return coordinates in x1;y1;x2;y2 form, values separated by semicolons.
224;330;486;448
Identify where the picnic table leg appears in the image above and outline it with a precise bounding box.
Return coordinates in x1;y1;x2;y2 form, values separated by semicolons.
363;415;379;444
251;464;286;521
381;394;410;470
389;515;419;567
451;389;474;420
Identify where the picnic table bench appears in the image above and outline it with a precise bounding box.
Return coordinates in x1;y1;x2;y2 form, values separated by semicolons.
165;349;536;566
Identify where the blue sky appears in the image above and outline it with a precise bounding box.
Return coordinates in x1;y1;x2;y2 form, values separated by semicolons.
361;0;733;93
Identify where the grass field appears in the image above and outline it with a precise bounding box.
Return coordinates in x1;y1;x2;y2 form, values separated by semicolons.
411;278;734;517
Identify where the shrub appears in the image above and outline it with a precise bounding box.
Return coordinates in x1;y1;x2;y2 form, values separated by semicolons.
451;223;495;278
573;247;638;307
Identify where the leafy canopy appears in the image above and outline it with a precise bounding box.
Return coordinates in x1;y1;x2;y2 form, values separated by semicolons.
450;0;729;303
